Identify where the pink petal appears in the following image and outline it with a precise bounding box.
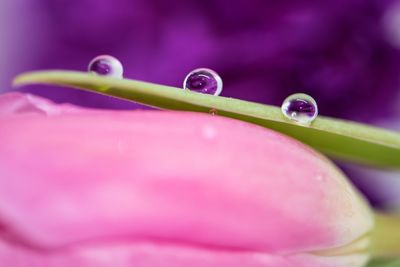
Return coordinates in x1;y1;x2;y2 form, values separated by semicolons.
0;92;373;266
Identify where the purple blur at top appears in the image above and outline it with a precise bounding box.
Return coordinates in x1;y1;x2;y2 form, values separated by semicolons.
183;68;223;96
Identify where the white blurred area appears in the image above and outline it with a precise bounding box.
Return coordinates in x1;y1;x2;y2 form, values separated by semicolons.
349;165;400;211
0;0;12;88
383;1;400;49
0;0;47;91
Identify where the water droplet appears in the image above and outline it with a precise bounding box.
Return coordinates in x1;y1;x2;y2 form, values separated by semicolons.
202;125;217;140
183;68;223;96
281;93;318;125
88;55;123;79
209;108;218;115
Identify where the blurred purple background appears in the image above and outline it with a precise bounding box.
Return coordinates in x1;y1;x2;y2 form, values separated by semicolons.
1;0;400;208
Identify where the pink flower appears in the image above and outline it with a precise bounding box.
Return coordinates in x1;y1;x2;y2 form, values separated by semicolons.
0;92;373;267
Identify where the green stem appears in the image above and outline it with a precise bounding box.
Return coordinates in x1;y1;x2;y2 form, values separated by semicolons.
371;213;400;258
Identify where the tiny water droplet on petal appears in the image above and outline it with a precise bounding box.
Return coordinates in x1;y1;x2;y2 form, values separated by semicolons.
201;125;217;140
88;55;124;79
281;93;318;125
183;68;223;96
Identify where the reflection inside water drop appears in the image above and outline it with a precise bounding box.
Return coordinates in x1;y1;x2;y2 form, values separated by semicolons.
88;55;124;79
183;68;223;96
281;93;318;125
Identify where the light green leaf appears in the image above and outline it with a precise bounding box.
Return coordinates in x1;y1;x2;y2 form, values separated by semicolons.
367;258;400;267
13;70;400;169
